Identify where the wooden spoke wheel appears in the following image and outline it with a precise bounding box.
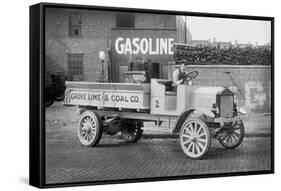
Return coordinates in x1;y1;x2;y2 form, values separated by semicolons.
180;118;211;159
54;95;65;101
121;122;143;142
44;97;54;107
154;121;163;127
77;111;102;147
219;121;245;149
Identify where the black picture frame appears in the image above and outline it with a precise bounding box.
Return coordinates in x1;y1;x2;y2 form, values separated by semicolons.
30;2;274;188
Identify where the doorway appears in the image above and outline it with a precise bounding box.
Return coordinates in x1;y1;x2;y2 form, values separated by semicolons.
151;63;160;79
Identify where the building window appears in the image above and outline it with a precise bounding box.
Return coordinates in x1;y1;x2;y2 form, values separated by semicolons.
67;54;84;80
116;13;135;28
164;15;176;29
69;13;82;37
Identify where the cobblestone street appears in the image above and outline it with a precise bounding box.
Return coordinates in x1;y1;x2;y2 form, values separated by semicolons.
46;136;271;184
45;103;272;185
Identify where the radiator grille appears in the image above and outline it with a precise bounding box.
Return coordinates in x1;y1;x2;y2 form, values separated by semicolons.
220;95;233;118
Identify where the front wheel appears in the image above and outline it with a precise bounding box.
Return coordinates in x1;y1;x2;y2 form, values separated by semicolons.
218;121;245;149
77;111;103;147
179;118;211;159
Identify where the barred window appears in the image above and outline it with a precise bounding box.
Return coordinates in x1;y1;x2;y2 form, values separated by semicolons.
69;13;82;37
67;54;84;76
116;13;135;28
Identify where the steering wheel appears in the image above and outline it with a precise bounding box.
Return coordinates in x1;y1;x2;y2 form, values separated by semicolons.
184;71;199;81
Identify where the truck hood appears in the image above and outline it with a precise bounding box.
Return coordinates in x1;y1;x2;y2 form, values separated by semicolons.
190;87;224;109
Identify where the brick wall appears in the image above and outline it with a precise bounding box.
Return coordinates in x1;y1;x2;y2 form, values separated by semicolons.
135;13;176;29
45;8;186;82
45;8;116;82
169;65;272;112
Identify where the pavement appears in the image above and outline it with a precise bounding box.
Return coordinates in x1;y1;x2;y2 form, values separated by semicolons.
46;137;271;184
45;102;272;184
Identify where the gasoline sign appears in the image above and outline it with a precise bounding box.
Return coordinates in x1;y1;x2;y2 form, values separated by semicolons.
114;37;174;55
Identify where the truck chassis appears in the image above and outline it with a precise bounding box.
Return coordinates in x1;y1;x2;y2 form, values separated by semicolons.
76;105;245;159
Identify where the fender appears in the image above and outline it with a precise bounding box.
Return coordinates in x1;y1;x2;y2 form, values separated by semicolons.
238;107;247;115
173;108;215;133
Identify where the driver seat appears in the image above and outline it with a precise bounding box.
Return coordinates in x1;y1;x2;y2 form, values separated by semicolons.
157;80;177;95
158;80;173;91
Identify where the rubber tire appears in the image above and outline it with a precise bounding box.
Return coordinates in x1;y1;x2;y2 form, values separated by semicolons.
219;121;245;149
121;122;143;142
54;95;64;101
77;111;103;147
45;98;54;107
154;121;163;127
179;118;211;159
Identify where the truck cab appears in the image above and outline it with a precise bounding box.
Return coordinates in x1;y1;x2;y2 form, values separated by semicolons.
150;79;226;118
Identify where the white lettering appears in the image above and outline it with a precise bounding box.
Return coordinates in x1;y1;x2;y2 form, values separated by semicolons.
149;38;157;55
115;37;174;55
124;38;132;54
155;38;159;55
168;38;174;55
115;37;125;54
132;38;140;54
160;38;168;55
140;38;149;54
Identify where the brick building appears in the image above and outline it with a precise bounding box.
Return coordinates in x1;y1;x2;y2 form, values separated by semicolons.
45;7;191;82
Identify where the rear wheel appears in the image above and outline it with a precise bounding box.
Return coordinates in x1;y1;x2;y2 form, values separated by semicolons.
219;121;245;149
179;118;211;159
154;121;163;127
121;122;143;142
54;94;64;101
77;111;103;147
44;98;54;107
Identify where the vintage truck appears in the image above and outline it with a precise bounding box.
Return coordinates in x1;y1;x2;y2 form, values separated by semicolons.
64;70;246;159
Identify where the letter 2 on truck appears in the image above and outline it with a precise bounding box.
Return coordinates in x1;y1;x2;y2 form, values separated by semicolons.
64;69;247;159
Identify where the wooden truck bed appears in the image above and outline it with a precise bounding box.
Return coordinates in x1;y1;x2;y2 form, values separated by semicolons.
64;81;151;110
